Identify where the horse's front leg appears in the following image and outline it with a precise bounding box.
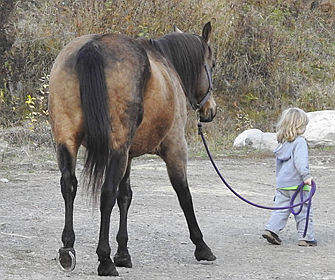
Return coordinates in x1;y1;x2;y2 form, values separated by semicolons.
96;149;128;276
114;160;133;268
159;139;216;262
57;144;78;272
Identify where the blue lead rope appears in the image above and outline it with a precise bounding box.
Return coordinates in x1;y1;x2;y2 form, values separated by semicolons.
198;122;316;237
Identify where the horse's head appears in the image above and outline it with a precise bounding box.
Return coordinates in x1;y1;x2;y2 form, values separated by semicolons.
195;22;217;122
150;23;217;122
173;22;217;122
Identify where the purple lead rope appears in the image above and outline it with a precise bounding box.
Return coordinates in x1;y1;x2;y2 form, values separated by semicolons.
198;123;316;237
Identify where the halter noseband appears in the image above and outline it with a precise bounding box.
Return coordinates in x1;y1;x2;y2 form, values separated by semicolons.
191;63;213;111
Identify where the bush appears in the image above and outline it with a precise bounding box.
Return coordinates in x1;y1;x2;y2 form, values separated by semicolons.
212;0;335;134
1;0;334;150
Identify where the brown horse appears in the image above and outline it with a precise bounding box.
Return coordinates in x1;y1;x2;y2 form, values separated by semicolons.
48;22;217;276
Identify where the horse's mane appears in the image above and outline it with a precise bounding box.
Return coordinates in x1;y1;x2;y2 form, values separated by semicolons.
146;33;207;103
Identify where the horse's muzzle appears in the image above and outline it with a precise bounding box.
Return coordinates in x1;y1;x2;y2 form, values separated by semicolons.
199;106;217;122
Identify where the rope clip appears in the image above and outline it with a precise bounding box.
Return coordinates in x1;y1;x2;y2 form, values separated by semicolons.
197;122;203;135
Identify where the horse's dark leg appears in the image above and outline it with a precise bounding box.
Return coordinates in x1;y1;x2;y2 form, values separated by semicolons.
57;144;78;271
114;160;133;268
159;140;216;262
96;149;128;276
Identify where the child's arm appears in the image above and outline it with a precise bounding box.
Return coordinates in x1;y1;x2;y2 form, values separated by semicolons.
294;137;312;183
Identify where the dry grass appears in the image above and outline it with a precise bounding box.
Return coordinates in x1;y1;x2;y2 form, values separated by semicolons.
1;0;335;153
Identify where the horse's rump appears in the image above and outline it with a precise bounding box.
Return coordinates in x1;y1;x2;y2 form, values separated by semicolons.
49;34;151;195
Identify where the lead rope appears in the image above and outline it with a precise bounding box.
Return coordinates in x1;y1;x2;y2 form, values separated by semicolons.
197;122;316;237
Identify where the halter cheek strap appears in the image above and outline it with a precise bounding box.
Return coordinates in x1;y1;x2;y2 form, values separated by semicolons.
192;63;213;110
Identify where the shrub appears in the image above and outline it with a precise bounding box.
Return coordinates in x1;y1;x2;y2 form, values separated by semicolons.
1;0;334;150
213;0;335;134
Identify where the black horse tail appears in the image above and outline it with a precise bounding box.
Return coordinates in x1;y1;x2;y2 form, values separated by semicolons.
75;39;110;199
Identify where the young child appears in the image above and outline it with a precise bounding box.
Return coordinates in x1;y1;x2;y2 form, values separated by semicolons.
262;107;317;246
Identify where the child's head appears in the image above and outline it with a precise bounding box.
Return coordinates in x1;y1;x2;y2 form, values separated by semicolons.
276;107;309;143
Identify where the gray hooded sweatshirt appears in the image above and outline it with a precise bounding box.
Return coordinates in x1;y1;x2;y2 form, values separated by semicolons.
273;136;311;189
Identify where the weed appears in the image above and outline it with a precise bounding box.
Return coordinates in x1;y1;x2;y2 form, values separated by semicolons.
1;0;334;153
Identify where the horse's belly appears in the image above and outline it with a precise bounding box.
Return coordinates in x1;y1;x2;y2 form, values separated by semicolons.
129;114;172;157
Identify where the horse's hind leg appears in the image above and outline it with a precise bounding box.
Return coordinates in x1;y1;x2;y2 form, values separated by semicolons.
114;159;133;268
96;148;129;276
159;139;216;262
56;144;78;271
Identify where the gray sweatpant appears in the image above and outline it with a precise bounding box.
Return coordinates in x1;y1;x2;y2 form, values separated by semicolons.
265;189;315;241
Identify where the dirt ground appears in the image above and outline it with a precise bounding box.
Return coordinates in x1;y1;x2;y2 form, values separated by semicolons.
0;143;334;280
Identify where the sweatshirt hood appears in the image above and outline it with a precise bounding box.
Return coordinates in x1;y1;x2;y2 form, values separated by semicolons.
273;141;294;161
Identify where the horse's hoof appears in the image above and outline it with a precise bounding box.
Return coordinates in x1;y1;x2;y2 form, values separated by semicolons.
195;247;216;262
57;247;76;272
98;258;119;276
114;252;132;268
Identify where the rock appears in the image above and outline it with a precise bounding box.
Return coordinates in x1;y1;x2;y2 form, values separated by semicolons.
304;110;335;148
233;110;335;150
233;129;277;151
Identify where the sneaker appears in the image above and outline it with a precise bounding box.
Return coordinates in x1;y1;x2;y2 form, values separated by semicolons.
298;240;317;246
262;230;282;245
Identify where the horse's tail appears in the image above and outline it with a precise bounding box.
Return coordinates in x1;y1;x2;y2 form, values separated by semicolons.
75;39;110;199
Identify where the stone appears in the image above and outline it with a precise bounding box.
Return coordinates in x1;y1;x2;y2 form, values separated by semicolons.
233;110;335;150
304;110;335;148
233;129;277;151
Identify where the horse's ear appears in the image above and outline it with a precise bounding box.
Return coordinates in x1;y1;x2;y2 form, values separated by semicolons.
202;22;212;43
173;24;183;33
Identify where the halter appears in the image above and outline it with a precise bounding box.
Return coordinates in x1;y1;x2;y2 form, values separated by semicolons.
191;63;213;111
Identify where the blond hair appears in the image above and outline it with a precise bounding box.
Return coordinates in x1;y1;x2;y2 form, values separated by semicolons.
276;107;309;143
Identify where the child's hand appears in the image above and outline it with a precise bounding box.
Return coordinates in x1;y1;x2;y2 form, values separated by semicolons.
304;177;313;186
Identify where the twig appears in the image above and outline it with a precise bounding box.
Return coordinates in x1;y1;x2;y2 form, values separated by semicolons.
1;231;37;239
